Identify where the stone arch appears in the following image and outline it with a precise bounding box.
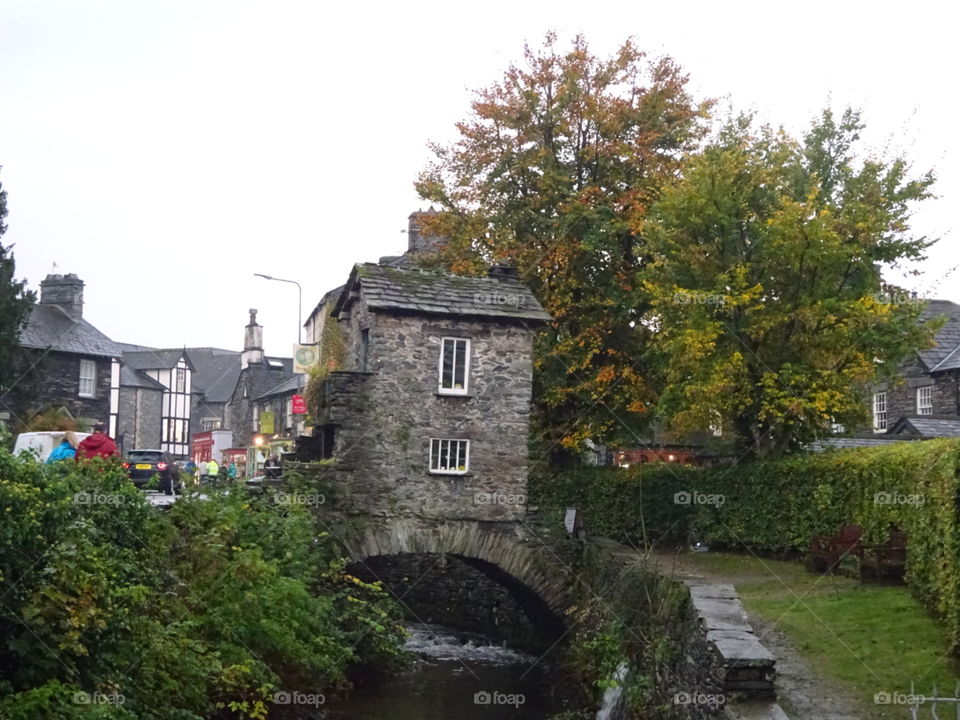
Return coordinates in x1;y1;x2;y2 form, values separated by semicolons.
339;519;574;628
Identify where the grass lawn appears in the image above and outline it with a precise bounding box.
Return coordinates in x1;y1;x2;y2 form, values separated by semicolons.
680;551;960;719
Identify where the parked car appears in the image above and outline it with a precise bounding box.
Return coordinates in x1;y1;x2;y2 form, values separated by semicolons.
13;431;91;460
124;449;180;495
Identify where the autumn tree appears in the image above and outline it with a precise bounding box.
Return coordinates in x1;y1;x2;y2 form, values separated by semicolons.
416;34;711;460
0;169;37;424
646;110;937;458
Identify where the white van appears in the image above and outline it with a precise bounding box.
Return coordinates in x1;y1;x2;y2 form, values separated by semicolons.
12;431;92;461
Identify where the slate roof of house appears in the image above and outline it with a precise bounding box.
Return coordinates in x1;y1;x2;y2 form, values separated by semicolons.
889;416;960;438
304;285;347;327
917;300;960;372
334;263;552;322
119;364;165;390
122;349;190;371
808;436;913;452
185;348;243;404
256;374;302;400
242;359;296;401
19;304;123;358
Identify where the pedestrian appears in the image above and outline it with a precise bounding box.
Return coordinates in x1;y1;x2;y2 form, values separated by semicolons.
198;459;209;484
207;457;220;484
76;423;119;460
227;460;238;481
46;431;79;463
264;454;281;479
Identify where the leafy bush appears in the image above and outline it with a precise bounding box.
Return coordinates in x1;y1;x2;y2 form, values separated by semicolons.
534;440;960;652
0;437;406;719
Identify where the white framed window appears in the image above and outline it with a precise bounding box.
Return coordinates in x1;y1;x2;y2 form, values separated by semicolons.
438;337;470;394
873;391;887;432
917;386;933;415
176;367;186;393
79;359;96;398
430;438;469;474
201;418;221;431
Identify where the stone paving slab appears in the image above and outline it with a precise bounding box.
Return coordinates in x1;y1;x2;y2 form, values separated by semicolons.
707;630;776;666
689;583;738;600
724;700;790;720
694;596;754;632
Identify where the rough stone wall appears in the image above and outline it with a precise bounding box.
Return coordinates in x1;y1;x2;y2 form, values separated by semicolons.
24;352;112;425
118;387;163;451
227;376;254;444
348;553;553;653
872;361;959;430
327;306;537;522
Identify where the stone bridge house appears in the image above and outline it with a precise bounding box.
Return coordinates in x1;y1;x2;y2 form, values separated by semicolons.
315;257;552;523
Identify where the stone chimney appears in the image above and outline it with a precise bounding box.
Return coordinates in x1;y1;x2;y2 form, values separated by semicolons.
407;208;444;255
40;273;84;319
487;262;519;281
241;308;264;369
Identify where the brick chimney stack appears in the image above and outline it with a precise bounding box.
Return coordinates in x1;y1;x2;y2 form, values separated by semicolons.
40;273;84;319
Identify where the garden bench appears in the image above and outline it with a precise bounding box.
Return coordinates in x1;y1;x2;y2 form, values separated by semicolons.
805;524;863;574
859;527;907;581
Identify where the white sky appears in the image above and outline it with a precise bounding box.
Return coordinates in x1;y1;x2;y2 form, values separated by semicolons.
1;0;956;357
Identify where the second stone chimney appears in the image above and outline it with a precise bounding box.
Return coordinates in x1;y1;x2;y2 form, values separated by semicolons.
407;208;444;255
241;308;264;369
40;273;84;319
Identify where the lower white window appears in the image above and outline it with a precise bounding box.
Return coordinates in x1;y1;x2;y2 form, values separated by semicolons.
201;418;221;431
430;438;469;474
917;386;933;415
873;391;887;432
79;359;96;398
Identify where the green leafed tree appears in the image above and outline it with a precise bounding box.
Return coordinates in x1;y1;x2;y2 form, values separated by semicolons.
416;34;711;461
0;169;37;423
646;110;938;458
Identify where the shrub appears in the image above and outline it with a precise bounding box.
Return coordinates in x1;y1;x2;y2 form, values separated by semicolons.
534;439;960;652
0;437;406;719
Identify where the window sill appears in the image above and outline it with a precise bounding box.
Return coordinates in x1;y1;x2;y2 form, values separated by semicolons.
435;392;473;399
78;394;96;399
429;470;471;477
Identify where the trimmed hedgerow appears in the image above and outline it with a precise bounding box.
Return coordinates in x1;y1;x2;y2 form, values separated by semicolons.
532;439;960;653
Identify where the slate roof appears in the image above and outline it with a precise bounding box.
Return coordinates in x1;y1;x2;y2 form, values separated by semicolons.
122;349;190;370
243;359;295;401
185;347;243;404
19;304;123;358
889;416;960;438
256;374;302;400
304;285;347;327
917;300;960;372
334;263;552;323
808;436;913;452
120;364;165;390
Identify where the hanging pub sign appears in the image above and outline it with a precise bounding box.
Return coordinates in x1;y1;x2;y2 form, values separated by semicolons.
293;344;319;374
291;394;307;415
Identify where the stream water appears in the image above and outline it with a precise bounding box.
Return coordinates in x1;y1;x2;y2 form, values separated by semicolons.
322;624;573;719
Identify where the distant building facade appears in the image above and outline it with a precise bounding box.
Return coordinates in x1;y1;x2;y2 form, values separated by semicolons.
10;273;121;434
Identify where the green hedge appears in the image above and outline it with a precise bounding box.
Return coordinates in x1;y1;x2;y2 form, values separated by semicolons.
532;439;960;652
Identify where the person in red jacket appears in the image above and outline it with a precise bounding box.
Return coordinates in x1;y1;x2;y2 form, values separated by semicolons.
76;423;119;460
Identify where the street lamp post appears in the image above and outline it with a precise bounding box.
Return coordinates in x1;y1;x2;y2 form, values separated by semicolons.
253;273;302;344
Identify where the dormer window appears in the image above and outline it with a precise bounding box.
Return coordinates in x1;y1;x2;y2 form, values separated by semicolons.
438;337;470;395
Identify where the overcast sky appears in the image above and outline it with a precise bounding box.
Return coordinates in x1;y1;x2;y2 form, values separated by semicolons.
1;0;956;357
